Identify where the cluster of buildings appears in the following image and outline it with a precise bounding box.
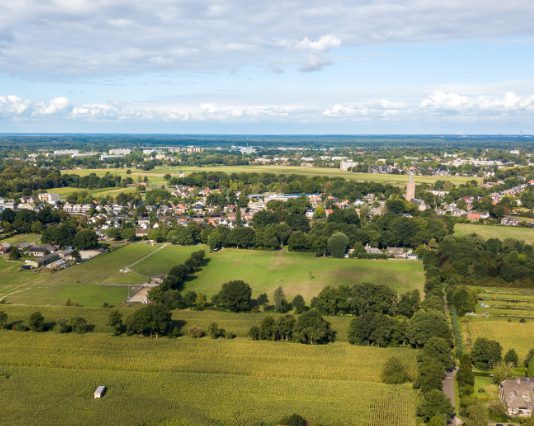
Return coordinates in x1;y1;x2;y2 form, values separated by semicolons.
0;241;76;270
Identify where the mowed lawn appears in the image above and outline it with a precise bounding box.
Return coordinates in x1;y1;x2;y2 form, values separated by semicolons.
0;332;418;425
463;317;534;360
187;248;425;300
63;165;479;186
455;223;534;245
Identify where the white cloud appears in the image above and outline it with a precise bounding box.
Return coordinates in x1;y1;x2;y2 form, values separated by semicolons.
1;91;533;124
420;91;534;114
1;1;534;76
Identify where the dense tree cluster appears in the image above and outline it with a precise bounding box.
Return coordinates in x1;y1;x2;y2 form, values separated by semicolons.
436;235;534;287
249;311;334;345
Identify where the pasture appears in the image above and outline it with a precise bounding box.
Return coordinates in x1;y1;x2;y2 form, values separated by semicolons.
0;332;418;425
63;165;479;186
2;243;424;307
48;186;139;199
186;248;425;300
454;223;534;245
1;243;200;306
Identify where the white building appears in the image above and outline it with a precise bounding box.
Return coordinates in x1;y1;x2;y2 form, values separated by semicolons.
340;159;358;171
38;193;60;204
108;148;131;155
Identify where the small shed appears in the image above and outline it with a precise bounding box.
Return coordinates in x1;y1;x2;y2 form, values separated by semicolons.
94;386;106;399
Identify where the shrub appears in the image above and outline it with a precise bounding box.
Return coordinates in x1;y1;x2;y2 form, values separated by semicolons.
382;357;410;384
278;413;307;426
188;326;205;338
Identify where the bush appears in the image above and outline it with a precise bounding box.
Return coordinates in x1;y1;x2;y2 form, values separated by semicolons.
382;357;410;384
188;326;205;338
28;311;46;332
207;322;225;339
225;331;236;339
248;326;260;340
278;413;307;426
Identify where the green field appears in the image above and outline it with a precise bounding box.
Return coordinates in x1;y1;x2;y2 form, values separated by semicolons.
455;223;534;245
187;248;424;300
48;185;139;199
2;243;424;307
463;317;534;360
1;243;201;306
0;331;418;425
64;165;480;186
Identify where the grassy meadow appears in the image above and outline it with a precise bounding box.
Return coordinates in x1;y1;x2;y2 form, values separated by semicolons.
48;185;139;199
0;331;418;426
1;243;424;307
63;165;480;186
187;248;424;300
454;223;534;245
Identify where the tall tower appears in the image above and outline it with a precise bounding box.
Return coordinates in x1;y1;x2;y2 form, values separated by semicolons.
405;172;415;201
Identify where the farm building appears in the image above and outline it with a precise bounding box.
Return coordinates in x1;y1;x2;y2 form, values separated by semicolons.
24;253;60;269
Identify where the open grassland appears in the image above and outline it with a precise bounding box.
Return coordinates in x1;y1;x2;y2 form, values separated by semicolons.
454;223;534;244
187;248;425;300
64;165;479;186
0;233;41;244
463;317;534;360
0;332;418;425
48;186;139;199
1;243;424;307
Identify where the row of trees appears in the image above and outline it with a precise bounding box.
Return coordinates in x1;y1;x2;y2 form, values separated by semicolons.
0;311;90;334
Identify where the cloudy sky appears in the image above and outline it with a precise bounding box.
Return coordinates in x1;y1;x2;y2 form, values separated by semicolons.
1;0;534;133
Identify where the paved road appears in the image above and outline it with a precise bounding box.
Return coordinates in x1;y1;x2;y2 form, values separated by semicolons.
443;368;463;425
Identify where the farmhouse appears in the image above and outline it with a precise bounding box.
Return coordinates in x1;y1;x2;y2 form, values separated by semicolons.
500;378;534;417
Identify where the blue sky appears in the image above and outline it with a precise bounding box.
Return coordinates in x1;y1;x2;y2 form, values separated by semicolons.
1;0;534;133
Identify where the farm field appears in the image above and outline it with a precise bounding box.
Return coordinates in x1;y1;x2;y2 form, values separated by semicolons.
463;317;534;360
475;286;534;319
0;332;418;425
0;233;41;244
454;223;534;244
63;165;480;186
186;248;425;300
1;243;424;307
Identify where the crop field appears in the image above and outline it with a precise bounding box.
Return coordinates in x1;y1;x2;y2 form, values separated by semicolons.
1;243;424;307
454;223;534;244
474;287;534;320
0;332;418;425
463;317;534;360
187;248;424;300
64;165;479;186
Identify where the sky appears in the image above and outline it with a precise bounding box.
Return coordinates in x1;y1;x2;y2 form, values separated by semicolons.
1;0;534;134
